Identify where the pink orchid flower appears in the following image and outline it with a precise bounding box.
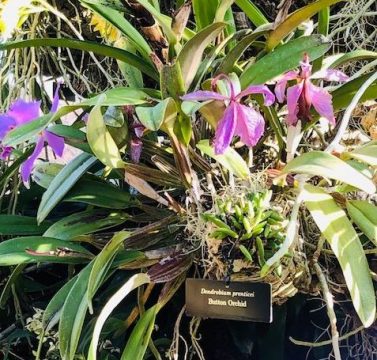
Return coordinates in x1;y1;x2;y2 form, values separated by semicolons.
181;74;275;154
275;54;349;126
0;84;65;187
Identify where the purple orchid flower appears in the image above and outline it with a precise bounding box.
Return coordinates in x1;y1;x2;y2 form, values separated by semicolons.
181;74;275;154
0;100;41;159
20;85;64;187
275;54;349;126
0;84;65;187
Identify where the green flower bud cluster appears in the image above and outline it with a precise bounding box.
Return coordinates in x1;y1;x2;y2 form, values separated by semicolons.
202;190;287;267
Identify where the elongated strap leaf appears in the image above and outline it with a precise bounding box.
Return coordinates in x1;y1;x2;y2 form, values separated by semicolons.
197;139;250;179
86;231;131;313
347;200;377;245
177;22;225;90
120;305;158;360
0;215;50;236
0;38;159;81
44;210;130;240
0;237;93;266
240;35;330;87
328;50;377;69
37;153;97;223
282;151;376;194
59;262;94;360
87;102;124;168
192;0;219;30
344;142;377;166
81;1;152;60
234;0;269;27
217;28;269;74
266;0;345;50
303;184;375;327
87;273;151;360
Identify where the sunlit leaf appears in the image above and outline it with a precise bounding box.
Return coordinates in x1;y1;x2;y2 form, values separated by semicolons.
87;273;151;360
240;35;330;87
87;102;124;168
266;0;344;51
197;139;250;179
347;200;377;245
177;22;225;89
282;151;376;194
303;184;375;327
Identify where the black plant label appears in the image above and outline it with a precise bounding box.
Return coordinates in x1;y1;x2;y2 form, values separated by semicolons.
185;278;272;323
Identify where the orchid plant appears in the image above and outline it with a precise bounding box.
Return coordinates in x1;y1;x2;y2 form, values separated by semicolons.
0;1;377;360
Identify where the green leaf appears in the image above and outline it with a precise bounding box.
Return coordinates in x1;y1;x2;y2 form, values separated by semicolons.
87;231;131;313
37;153;97;223
116;38;144;88
197;139;250;179
44;210;130;240
240;35;330;87
332;73;377;111
0;237;93;266
64;178;137;208
80;1;152;60
87;102;124;168
281;151;376;194
87;273;151;360
266;0;344;51
192;0;219;30
217;28;268;74
2;114;52;147
0;38;159;81
0;215;50;236
343;141;377;166
136;98;177;131
234;0;269;27
347;200;377;245
81;87;150;107
177;22;226;90
120;305;158;360
59;262;94;360
48;124;92;153
303;184;375;327
215;0;234;23
42;275;78;330
328;50;377;69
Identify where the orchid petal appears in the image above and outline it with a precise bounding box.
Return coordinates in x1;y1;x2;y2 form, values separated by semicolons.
181;91;228;102
0;115;16;139
311;68;349;82
286;83;304;126
0;146;12;159
235;104;264;147
211;73;237;99
237;85;275;106
44;130;65;157
307;81;335;125
274;71;298;103
214;102;237;154
51;82;62;113
20;137;44;187
8;100;41;125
